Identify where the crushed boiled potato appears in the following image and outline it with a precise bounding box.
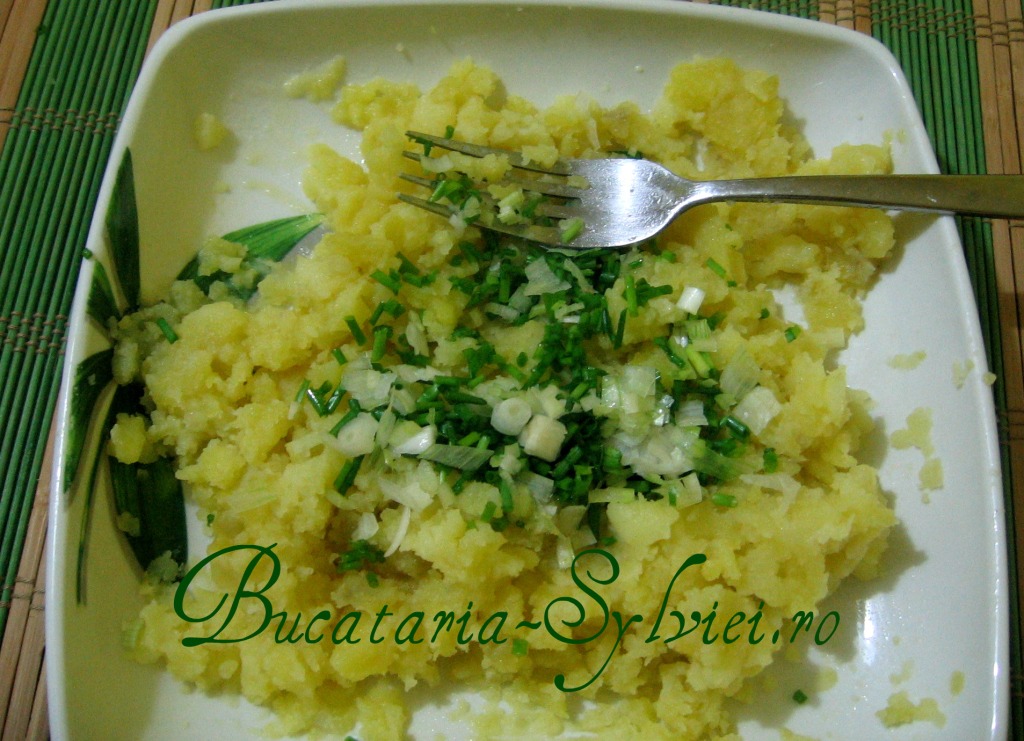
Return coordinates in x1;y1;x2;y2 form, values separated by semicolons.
122;57;900;739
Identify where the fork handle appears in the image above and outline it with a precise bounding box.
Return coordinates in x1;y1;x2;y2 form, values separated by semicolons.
693;175;1024;218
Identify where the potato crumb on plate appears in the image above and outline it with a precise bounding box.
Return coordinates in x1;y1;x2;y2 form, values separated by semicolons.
890;407;934;456
193;112;231;151
887;350;925;370
876;691;946;728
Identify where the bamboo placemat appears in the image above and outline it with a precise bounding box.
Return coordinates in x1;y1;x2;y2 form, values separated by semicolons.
0;0;1021;739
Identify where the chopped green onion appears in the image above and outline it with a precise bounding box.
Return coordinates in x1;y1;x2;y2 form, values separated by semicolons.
333;455;365;494
560;217;585;243
155;317;178;344
345;315;367;345
634;278;672;307
723;415;750;439
711;493;738;508
336;538;384;571
762;447;778;473
295;379;311;403
499;478;514;512
784;325;802;342
331;399;363;435
306;386;329;417
613;309;627;348
332;348;348;365
625;274;638;316
418;444;492;471
684;346;714;378
371;269;401;294
512;638;529;656
371;326;391;363
793;689;808;704
480;500;497;523
705;258;728;279
653;336;688;368
366;573;380;588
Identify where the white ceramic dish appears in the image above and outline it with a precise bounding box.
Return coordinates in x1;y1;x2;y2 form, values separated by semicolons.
47;1;1008;739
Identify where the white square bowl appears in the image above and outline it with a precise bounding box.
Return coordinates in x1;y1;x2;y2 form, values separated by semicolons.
47;1;1008;739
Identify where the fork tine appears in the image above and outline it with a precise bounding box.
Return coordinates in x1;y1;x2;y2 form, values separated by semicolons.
400;170;580;220
401;158;584;200
398;172;437;190
397;193;565;247
497;175;587;199
406;130;573;176
396;193;453;220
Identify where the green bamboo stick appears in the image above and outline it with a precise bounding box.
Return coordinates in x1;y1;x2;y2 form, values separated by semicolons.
0;0;86;302
0;2;111;546
0;0;153;571
0;2;127;611
0;1;161;613
0;1;152;614
0;0;119;473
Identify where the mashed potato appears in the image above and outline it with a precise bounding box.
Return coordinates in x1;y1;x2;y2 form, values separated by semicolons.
119;58;897;739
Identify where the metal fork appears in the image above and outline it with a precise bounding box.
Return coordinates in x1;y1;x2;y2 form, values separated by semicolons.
398;130;1024;250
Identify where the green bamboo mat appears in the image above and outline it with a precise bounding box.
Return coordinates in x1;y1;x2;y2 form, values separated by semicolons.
0;0;1021;738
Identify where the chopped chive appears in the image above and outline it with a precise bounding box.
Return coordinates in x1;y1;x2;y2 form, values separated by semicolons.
705;258;728;279
625;274;638;316
480;500;497;523
560;217;585;243
336;538;384;571
653;337;688;368
784;325;802;342
366;573;380;588
324;385;346;415
332;348;348;365
793;689;808;704
759;308;770;319
345;315;367;345
762;447;778;473
711;493;737;508
396;252;416;272
613;309;627;348
295;379;311;403
499;479;514;512
382;298;405;318
155;317;178;343
707;311;726;330
333;455;365;494
521;194;545;218
723;415;750;439
306;386;329;417
371;269;401;294
330;400;362;435
371;325;392;362
684;346;713;378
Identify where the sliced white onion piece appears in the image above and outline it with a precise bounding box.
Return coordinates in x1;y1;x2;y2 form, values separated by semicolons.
384;505;411;557
731;386;782;435
332;412;378;457
677;286;706;314
352;512;379;540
